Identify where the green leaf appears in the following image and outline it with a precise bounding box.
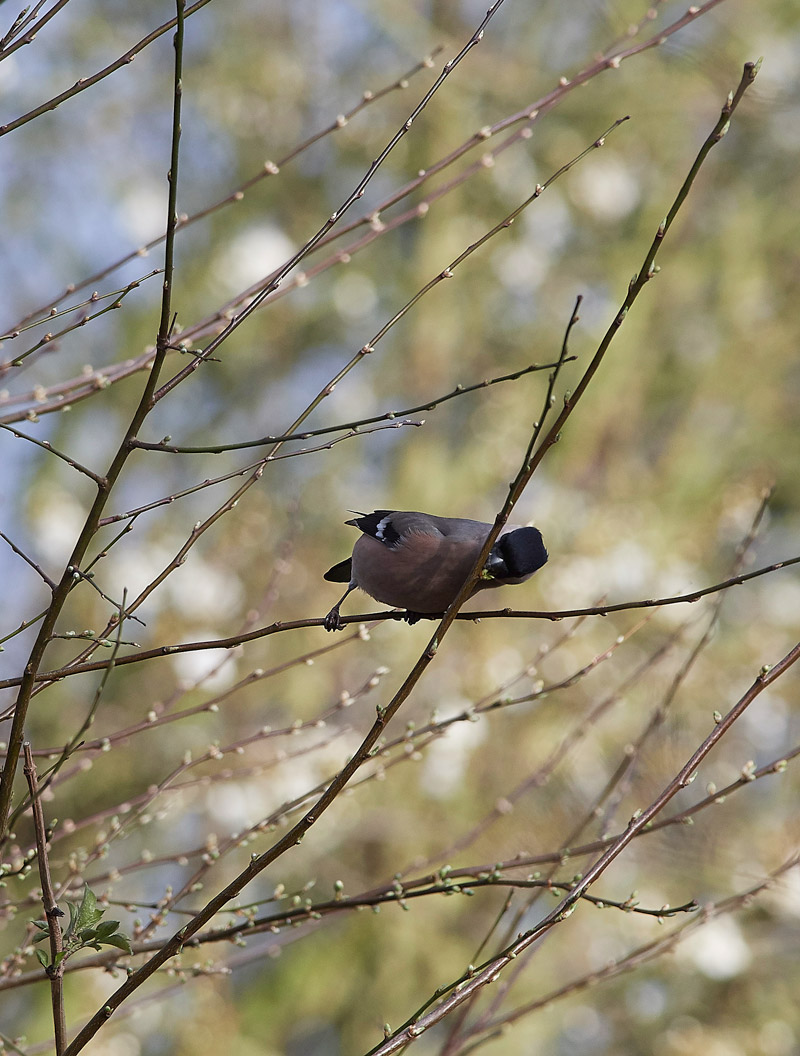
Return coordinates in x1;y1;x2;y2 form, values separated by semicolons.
95;920;122;938
102;933;133;954
35;949;49;969
73;886;103;932
64;900;80;941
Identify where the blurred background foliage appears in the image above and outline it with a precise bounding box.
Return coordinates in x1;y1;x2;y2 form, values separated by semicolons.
1;0;799;1054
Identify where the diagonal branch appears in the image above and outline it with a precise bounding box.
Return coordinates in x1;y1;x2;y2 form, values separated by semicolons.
0;0;211;137
0;0;187;841
23;744;67;1056
368;638;800;1055
11;47;441;329
0;529;56;590
149;0;511;405
0;0;71;58
0;425;104;484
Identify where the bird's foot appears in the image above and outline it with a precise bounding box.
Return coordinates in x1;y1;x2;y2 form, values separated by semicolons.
324;607;343;632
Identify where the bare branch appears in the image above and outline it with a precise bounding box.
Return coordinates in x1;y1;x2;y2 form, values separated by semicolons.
0;0;188;842
0;0;212;138
130;359;574;454
0;270;160;377
0;529;56;590
3;547;795;692
23;744;67;1056
0;0;70;57
368;637;800;1054
12;48;442;328
0;425;105;484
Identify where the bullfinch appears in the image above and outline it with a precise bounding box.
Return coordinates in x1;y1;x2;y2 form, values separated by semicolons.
323;510;547;631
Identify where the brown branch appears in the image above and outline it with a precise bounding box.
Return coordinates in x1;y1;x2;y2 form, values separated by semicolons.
23;744;66;1056
444;553;800;621
11;48;441;329
56;10;530;1051
0;1;733;426
0;425;105;484
0;0;212;137
0;0;187;841
150;2;511;407
458;853;800;1054
359;56;763;1056
35;11;545;692
0;351;156;426
240;0;732;288
2;738;795;991
1;0;734;428
0;530;56;590
129;358;574;454
448;488;769;1050
2;547;793;692
368;637;800;1054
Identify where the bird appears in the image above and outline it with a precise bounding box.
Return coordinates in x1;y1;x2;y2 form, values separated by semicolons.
323;510;548;631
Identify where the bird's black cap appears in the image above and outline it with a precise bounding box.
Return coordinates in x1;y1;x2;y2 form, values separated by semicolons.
487;527;548;579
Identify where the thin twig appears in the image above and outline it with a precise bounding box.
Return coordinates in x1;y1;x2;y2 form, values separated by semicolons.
367;638;800;1054
0;609;48;650
0;0;211;137
0;270;159;375
457;853;800;1054
593;487;774;835
0;425;104;484
0;0;70;57
0;270;160;343
8;596;128;832
0;530;56;590
11;48;441;329
23;744;67;1056
190;120;622;461
97;418;422;525
0;0;187;842
149;2;511;407
3;545;795;692
130;358;574;454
